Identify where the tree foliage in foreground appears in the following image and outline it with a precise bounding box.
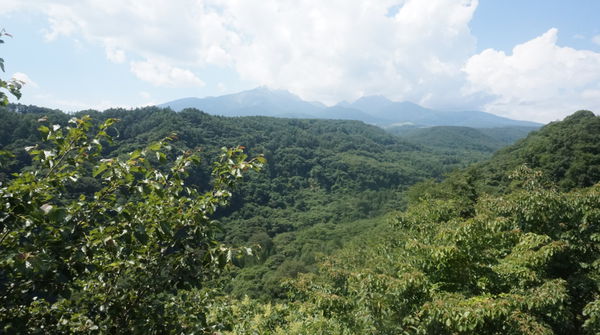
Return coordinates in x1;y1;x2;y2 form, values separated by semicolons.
0;116;264;334
213;166;599;334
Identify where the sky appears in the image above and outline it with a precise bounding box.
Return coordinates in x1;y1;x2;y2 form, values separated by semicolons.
1;0;600;123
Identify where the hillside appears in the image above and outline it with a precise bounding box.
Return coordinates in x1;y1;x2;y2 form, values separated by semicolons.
2;104;597;333
0;104;517;299
470;110;600;191
211;110;600;334
393;125;537;153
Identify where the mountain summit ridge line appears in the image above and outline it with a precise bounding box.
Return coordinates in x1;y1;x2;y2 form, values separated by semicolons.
159;87;542;128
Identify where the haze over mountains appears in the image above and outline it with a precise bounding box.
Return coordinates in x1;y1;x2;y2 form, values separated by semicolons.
159;87;542;129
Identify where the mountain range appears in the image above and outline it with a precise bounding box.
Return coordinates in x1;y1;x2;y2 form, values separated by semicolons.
159;87;542;128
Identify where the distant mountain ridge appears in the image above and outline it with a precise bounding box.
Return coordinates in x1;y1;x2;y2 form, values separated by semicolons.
159;87;542;128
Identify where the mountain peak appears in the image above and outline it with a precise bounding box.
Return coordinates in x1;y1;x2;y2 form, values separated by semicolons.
159;86;322;117
351;95;394;111
354;95;393;104
236;86;304;102
562;109;596;122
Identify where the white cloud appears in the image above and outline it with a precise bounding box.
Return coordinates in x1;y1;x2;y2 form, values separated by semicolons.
139;91;151;99
2;0;479;106
4;1;600;122
227;0;479;105
27;92;143;113
592;34;600;46
464;28;600;122
0;0;26;15
12;72;38;88
42;4;80;41
40;96;127;112
130;59;205;87
106;46;126;63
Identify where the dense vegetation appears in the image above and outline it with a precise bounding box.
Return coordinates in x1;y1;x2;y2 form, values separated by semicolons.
2;27;598;334
470;110;600;192
208;111;600;334
213;167;600;334
0;116;266;333
0;104;508;300
392;126;537;153
1;100;598;333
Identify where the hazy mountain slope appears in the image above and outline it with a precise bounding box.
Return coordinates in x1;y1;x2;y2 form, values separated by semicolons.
160;87;321;118
397;126;507;152
392;125;538;154
319;106;385;123
477;126;541;144
160;87;543;128
343;96;541;127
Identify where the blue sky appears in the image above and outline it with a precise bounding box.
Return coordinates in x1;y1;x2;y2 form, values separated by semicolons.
1;0;600;122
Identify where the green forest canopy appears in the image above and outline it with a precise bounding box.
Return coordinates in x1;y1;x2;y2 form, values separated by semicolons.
0;104;516;300
212;110;600;334
1;106;598;334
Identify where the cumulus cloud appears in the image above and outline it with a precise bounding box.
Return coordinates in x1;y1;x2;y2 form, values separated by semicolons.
106;46;126;63
3;0;479;106
226;0;479;105
464;28;600;122
12;72;38;88
592;34;600;46
130;59;205;87
4;0;600;122
139;91;151;99
11;0;217;86
31;95;129;112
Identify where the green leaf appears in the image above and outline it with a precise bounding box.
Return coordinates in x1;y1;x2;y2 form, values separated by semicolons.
156;151;167;163
93;163;109;177
130;149;142;160
148;142;162;151
38;125;50;135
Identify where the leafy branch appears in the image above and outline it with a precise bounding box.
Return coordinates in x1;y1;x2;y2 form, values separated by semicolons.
0;28;23;106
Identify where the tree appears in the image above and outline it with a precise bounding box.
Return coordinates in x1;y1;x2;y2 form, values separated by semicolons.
0;116;264;333
0;29;23;106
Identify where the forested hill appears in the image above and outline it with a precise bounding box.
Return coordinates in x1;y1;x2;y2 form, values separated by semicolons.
1;104;487;187
2;104;598;334
469;110;600;192
1;104;518;299
392;125;538;154
211;110;600;334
